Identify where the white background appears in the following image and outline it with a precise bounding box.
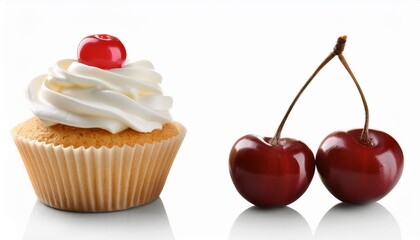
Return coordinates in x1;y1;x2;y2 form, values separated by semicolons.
1;0;419;239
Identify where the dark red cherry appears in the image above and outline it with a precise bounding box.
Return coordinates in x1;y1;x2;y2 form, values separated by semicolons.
316;129;403;204
228;37;347;207
77;34;126;69
229;135;315;207
315;36;403;204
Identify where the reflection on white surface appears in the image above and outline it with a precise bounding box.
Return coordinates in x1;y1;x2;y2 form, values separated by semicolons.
229;206;312;240
23;198;174;240
315;202;400;240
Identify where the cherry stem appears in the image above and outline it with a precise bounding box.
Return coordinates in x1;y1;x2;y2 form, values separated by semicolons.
337;54;371;145
270;36;348;145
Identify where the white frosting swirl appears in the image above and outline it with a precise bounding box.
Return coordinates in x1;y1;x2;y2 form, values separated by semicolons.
27;59;173;133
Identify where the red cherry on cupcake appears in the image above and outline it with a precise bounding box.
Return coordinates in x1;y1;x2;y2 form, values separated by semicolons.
316;37;404;204
77;34;127;69
229;37;348;207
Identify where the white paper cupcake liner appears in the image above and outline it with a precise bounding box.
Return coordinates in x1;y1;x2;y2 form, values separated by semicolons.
13;124;186;212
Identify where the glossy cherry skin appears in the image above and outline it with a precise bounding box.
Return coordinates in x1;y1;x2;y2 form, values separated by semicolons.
77;34;127;69
316;129;404;204
229;135;315;207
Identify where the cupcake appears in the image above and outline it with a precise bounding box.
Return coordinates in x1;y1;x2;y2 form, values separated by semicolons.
12;34;186;212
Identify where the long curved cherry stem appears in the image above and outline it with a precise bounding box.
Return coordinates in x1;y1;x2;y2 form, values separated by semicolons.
337;54;371;145
270;36;347;145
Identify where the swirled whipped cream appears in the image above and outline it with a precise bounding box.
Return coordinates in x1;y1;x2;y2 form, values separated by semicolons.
27;59;173;134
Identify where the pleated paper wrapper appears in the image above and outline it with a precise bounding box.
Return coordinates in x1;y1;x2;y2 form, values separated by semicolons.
13;125;186;212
